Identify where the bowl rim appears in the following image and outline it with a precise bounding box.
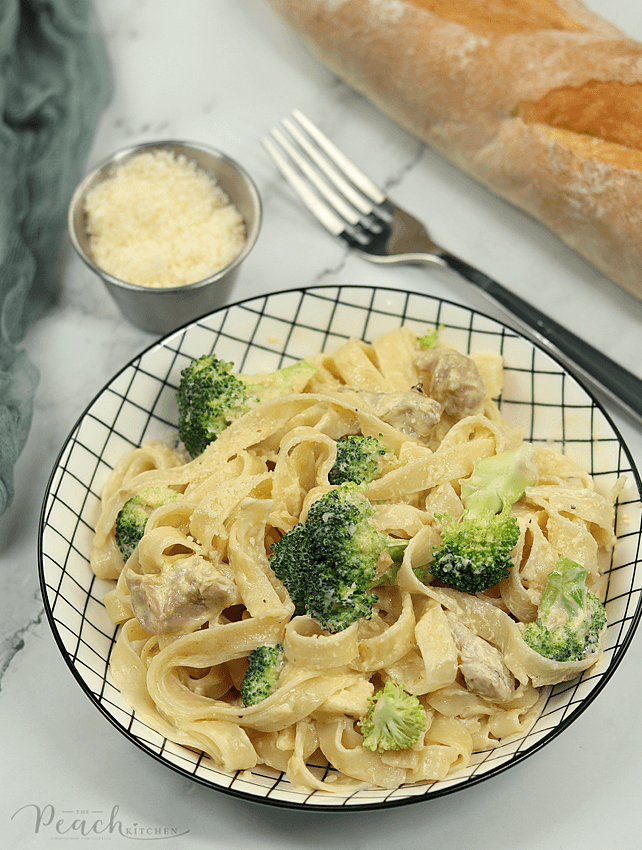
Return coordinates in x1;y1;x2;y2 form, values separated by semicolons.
67;139;263;294
37;283;642;811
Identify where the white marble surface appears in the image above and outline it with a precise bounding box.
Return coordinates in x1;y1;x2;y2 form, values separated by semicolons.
3;0;642;846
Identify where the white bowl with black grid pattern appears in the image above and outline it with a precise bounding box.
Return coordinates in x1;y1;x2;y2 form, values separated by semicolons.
38;285;642;810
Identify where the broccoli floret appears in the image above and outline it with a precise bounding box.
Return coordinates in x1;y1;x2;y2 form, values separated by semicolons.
240;644;285;706
359;681;426;753
177;354;318;458
270;483;407;633
523;557;607;662
328;434;392;486
268;520;310;614
115;485;180;561
429;445;537;593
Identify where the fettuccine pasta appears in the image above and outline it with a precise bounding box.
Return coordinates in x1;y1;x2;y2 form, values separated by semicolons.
90;327;621;792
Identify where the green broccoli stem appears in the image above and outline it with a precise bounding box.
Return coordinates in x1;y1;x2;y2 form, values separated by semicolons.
538;556;590;623
240;360;318;403
461;444;537;517
373;537;410;586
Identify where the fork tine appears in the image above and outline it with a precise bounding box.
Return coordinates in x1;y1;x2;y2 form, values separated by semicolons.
269;127;361;225
262;136;346;237
291;110;387;206
281;117;374;217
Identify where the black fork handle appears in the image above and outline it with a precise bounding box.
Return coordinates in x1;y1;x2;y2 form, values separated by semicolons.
442;254;642;428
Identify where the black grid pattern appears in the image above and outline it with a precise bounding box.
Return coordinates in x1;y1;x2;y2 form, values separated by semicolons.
38;285;642;811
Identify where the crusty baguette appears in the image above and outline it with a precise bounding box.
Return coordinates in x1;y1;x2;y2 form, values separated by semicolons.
265;0;642;300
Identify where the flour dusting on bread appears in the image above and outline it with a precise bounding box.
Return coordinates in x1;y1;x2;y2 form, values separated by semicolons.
265;0;642;300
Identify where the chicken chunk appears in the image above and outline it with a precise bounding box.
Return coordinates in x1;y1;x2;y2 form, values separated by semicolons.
126;554;238;634
343;387;443;439
414;346;485;421
445;611;515;703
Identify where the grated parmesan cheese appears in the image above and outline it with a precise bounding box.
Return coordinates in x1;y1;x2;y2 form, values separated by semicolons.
84;149;247;288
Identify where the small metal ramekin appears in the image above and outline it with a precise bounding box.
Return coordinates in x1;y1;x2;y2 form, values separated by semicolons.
68;140;262;334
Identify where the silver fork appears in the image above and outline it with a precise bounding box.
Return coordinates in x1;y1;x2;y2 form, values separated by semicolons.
263;110;642;429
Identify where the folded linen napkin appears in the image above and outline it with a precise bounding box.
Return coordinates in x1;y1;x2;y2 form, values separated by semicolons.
0;0;110;515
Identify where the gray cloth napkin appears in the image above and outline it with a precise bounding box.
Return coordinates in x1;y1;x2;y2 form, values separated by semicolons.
0;0;111;514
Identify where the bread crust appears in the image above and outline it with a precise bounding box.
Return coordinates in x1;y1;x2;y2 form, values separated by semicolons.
265;0;642;299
